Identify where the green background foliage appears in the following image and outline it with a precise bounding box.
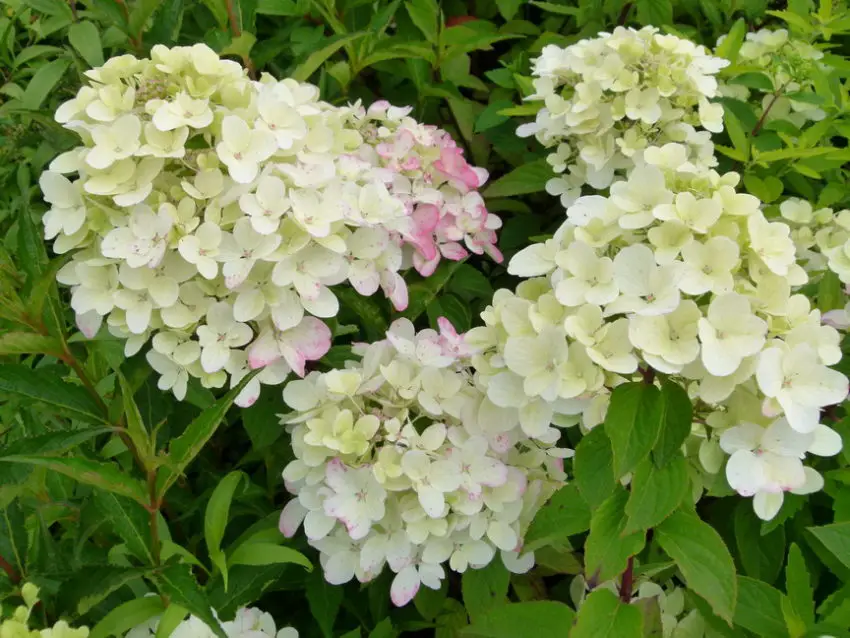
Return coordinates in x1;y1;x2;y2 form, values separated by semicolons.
2;0;850;636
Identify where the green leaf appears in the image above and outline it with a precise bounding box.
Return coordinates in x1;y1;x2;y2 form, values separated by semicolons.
228;542;312;571
636;0;673;25
785;543;814;627
128;0;165;37
495;0;524;21
734;576;789;637
573;426;615;508
414;580;448;621
159;372;257;497
652;380;693;466
198;0;228;28
447;264;493;301
400;260;464;323
0;503;27;577
90;596;165;638
734;501;785;584
204;471;244;589
603;382;662;478
156;604;189;638
241;390;284;449
405;0;439;43
529;1;578;15
2;456;148;503
730;72;775;92
818;271;845;313
155;564;225;638
723;106;750;160
463;601;574;637
571;589;643;638
68;21;104;67
715;18;747;64
483;159;552;198
118;372;153;463
655;509;737;623
335;288;388;342
523;484;590;551
754;147;837;163
807;521;850;570
368;619;396;638
62;566;147;616
462;561;510;623
93;491;154;564
307;570;343;638
0;364;106;424
623;456;688;534
475;100;512;133
22;58;71;110
207;565;287;618
221;31;257;59
291;32;367;82
0;332;63;356
256;0;299;15
584;489;646;583
743;174;784;203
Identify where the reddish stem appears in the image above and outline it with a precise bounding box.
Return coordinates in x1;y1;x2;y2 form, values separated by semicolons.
619;556;634;603
0;554;20;584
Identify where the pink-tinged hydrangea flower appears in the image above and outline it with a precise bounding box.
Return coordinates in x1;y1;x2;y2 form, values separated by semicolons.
278;319;568;606
41;44;500;400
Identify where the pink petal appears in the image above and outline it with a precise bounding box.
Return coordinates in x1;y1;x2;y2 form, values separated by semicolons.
248;332;281;369
439;242;468;261
381;271;408;311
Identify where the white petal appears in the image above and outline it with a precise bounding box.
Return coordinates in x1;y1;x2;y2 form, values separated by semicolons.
790;467;824;495
323;552;356;585
304;509;336;541
809;425;842;457
390;566;420;607
725;450;765;496
279;500;307;538
501;550;535;574
417;485;446;519
753;491;784;521
487;521;518;551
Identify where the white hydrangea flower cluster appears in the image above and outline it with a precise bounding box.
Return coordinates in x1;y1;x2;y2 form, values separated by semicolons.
40;44;501;406
127;605;297;638
717;28;827;126
278;318;568;606
774;197;850;329
516;26;728;207
476;30;849;520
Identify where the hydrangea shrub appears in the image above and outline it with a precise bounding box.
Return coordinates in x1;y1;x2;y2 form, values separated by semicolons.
4;1;850;637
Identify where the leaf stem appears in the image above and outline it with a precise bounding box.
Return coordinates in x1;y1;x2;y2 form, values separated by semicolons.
60;348;108;415
751;87;784;137
147;469;162;567
618;556;634;603
0;554;20;584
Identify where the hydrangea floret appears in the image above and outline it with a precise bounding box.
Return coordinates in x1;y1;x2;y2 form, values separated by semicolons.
482;28;849;521
516;25;728;208
278;318;568;606
40;44;501;406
